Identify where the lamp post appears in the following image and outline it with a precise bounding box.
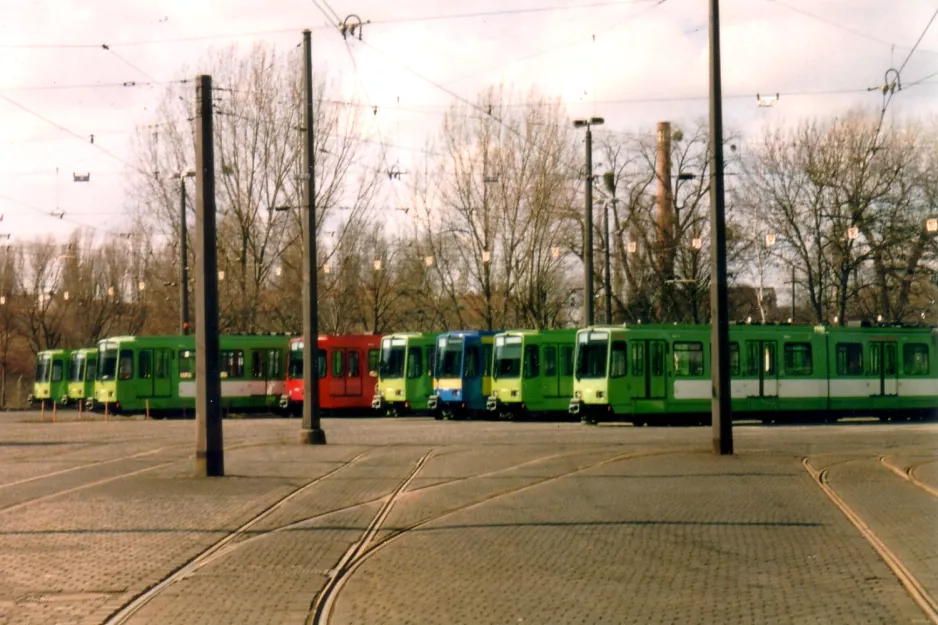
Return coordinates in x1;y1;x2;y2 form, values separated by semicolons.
170;169;196;335
602;172;618;324
573;117;604;327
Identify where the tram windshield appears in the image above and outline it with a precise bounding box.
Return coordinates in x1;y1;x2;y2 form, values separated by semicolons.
493;336;523;379
35;353;52;383
380;338;406;379
69;352;86;383
575;332;609;379
97;344;118;381
436;336;464;378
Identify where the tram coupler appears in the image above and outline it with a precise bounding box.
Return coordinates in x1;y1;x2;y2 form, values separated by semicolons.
371;394;384;411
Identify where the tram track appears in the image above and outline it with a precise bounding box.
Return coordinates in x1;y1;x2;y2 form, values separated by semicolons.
0;439;272;515
307;447;673;625
879;456;938;498
0;444;188;491
100;448;374;625
179;444;637;572
803;457;938;624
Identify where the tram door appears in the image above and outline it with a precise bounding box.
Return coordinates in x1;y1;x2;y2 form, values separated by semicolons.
869;341;898;404
329;349;363;397
629;340;667;400
745;340;778;411
137;349;172;398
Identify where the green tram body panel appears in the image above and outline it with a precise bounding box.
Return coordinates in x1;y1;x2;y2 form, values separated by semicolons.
67;348;98;404
91;334;292;415
372;332;439;415
30;349;71;406
569;324;938;422
487;329;578;418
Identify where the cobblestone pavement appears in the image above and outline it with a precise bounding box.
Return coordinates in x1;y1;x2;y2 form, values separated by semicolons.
0;411;934;624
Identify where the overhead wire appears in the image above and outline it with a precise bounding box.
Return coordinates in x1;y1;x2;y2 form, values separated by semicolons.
311;0;412;209
367;0;657;26
764;0;938;57
440;0;667;87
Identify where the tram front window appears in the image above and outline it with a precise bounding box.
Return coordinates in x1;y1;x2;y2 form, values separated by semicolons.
575;333;609;379
436;337;464;378
380;339;406;379
97;346;118;381
69;353;85;383
493;336;523;379
35;355;51;383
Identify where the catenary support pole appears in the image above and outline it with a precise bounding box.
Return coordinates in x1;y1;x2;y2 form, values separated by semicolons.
300;29;326;445
194;74;224;476
584;125;595;327
709;0;733;455
180;179;189;335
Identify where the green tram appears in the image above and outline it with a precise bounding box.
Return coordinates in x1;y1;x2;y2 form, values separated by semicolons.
66;348;98;406
28;349;71;407
89;334;292;416
372;332;438;416
568;323;938;426
486;329;578;420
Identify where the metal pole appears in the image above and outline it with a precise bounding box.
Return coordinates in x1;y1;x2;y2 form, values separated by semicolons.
709;0;733;455
194;74;224;476
604;199;612;324
300;29;326;445
180;179;189;335
584;125;595;327
791;265;796;322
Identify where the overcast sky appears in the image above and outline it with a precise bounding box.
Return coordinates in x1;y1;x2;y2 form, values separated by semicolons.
1;0;936;245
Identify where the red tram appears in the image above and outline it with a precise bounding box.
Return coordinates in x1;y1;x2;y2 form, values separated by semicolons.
279;335;382;415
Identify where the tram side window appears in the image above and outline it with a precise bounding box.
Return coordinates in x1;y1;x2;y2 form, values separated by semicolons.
523;345;539;379
729;342;740;376
331;351;344;378
368;349;380;376
784;343;813;376
836;343;864;376
252;351;266;379
348;351;360;377
138;351;152;379
903;343;930;375
426;347;435;378
317;349;326;378
52;360;64;382
87;359;97;381
544;346;557;377
118;350;134;380
631;343;644;376
179;351;195;379
268;350;282;378
465;346;479;378
610;341;627;378
673;342;704;376
560;346;574;377
220;350;244;379
155;351;169;379
407;346;423;379
484;345;493;377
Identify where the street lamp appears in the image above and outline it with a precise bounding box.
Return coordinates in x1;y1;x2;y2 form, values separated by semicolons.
601;171;618;324
573;116;604;327
170;168;196;334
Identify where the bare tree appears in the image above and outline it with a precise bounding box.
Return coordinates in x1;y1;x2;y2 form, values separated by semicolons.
740;111;936;325
129;41;382;334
